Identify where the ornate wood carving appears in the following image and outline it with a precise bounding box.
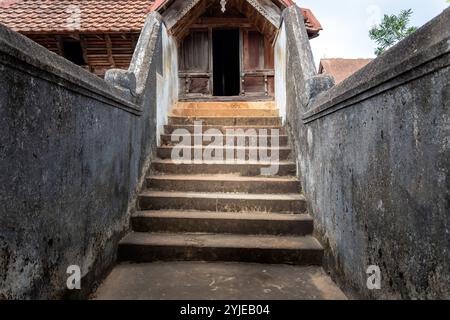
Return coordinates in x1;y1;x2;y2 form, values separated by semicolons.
164;0;282;38
244;0;281;27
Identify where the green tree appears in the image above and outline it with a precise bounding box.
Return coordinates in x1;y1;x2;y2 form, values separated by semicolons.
369;9;418;56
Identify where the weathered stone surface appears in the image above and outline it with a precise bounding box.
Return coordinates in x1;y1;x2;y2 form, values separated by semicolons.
93;262;347;300
285;8;450;299
131;210;313;235
138;191;306;213
118;232;323;265
115;101;327;286
168;116;282;126
146;174;301;194
151;159;297;176
0;13;164;299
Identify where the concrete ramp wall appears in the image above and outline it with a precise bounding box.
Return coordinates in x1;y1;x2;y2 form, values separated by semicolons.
285;7;450;299
0;13;164;299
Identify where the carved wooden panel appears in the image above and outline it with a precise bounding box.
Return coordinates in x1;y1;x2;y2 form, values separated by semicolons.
178;29;212;98
264;37;274;69
189;77;211;94
243;75;265;93
164;0;281;43
241;28;275;97
267;75;274;96
179;30;210;72
246;31;264;70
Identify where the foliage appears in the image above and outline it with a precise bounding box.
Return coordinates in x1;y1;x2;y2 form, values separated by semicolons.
369;9;418;56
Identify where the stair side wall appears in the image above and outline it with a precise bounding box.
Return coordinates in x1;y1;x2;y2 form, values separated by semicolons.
0;15;163;299
285;7;450;299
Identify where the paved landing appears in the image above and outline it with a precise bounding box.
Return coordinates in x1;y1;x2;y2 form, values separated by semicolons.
93;262;347;300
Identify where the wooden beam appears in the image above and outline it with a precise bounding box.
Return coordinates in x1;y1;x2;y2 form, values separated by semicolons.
245;0;281;28
162;0;203;31
105;34;115;67
191;17;252;29
164;0;281;40
79;35;90;68
55;35;63;56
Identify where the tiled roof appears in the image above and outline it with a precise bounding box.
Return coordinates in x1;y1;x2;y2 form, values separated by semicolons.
148;0;322;34
300;8;322;34
0;0;321;35
319;58;374;84
0;0;154;33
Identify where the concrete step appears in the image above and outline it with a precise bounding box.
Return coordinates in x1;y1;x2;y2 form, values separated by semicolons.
170;108;279;117
168;116;282;126
151;159;297;176
164;124;286;135
138;191;306;213
156;146;292;161
94;262;347;300
132;211;313;236
175;101;276;110
161;133;288;146
118;232;324;265
147;174;301;194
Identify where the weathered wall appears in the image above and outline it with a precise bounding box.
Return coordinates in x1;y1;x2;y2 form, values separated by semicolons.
156;24;178;146
285;6;450;299
274;22;287;123
0;13;164;299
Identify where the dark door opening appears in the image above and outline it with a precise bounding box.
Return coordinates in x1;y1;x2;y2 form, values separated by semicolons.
213;29;240;96
62;41;86;66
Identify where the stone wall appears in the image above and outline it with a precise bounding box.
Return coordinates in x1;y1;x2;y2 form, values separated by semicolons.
284;6;449;299
0;13;164;299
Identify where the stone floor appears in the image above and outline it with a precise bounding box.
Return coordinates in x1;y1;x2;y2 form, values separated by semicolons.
93;261;347;300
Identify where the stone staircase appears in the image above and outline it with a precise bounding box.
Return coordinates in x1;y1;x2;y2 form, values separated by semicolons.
118;101;324;266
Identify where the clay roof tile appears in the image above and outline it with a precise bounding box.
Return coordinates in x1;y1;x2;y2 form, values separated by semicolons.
0;0;321;36
319;58;374;84
0;0;153;33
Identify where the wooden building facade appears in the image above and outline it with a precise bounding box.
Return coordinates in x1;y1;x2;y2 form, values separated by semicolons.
154;0;322;99
0;0;322;97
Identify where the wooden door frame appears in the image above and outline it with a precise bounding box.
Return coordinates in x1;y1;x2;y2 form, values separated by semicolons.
179;24;275;100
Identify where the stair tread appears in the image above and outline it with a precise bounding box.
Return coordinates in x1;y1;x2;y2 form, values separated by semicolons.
176;101;276;109
133;210;312;222
165;125;283;129
153;159;295;165
147;174;299;182
161;133;288;136
169;116;281;119
158;145;291;150
94;262;346;300
170;110;279;116
120;232;323;251
140;190;305;201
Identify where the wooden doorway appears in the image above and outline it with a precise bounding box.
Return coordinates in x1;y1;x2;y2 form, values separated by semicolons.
177;0;277;100
212;29;240;96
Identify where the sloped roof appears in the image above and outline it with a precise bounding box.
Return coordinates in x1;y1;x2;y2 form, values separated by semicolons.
319;58;374;84
147;0;321;35
0;0;154;33
300;8;322;34
0;0;321;35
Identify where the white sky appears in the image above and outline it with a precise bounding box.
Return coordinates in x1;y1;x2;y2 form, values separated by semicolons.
294;0;449;68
